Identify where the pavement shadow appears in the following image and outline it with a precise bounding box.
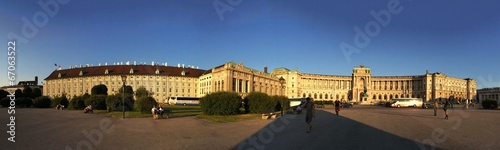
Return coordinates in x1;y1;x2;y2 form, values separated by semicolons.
231;110;442;150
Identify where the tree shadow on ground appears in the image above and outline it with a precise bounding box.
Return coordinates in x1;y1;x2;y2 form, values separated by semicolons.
232;110;443;150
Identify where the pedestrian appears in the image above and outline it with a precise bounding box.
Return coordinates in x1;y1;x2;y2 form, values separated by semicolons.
334;99;341;116
443;99;450;120
158;106;164;119
304;97;315;133
151;105;159;120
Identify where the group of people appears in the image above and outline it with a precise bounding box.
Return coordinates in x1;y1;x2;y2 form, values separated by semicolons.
151;105;170;120
300;97;472;133
55;103;65;110
84;104;93;113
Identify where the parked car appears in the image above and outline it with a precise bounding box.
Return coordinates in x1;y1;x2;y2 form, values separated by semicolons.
342;102;353;108
315;104;325;108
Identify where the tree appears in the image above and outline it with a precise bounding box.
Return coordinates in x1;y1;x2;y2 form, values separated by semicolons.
135;96;157;114
23;86;33;98
135;86;151;99
52;94;69;108
32;88;42;99
0;89;9;100
244;92;276;114
33;96;52;108
69;95;86;110
118;85;134;95
200;91;242;115
106;94;134;111
85;95;107;110
14;89;23;99
91;84;108;95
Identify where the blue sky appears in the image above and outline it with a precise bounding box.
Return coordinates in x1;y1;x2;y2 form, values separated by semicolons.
1;0;499;89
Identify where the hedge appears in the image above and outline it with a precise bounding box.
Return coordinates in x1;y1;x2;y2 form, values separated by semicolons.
244;92;276;114
106;94;134;111
85;95;107;110
272;95;290;111
33;96;52;108
200;91;242;115
135;96;157;114
482;99;498;109
69;96;86;110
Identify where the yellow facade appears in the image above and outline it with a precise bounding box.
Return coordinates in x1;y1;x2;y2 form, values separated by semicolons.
272;65;476;104
43;63;476;104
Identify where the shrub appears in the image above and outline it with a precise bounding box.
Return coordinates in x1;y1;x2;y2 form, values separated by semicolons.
135;96;157;114
16;98;33;108
0;90;9;100
0;97;10;107
52;95;69;108
91;84;108;95
85;95;107;110
106;94;134;111
69;96;86;110
244;92;276;114
482;99;498;109
33;96;52;108
272;95;290;112
200;91;242;115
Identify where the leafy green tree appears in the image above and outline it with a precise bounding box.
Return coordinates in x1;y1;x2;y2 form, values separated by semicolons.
69;95;86;110
32;88;42;99
118;85;134;95
106;94;134;111
91;84;108;95
52;94;69;108
14;89;23;99
0;89;9;100
482;98;498;109
135;86;151;99
135;96;157;114
200;91;242;115
22;86;33;98
244;92;276;114
33;96;52;108
272;95;290;112
0;97;10;107
85;95;107;110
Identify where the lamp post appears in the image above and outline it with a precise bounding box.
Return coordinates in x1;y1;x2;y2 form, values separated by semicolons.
121;75;127;119
279;77;285;116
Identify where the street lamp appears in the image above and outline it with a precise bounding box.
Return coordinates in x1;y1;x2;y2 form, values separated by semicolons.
121;75;127;119
279;77;285;116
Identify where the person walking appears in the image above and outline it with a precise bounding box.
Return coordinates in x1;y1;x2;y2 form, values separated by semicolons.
443;99;450;120
151;105;159;120
334;99;341;116
305;97;315;133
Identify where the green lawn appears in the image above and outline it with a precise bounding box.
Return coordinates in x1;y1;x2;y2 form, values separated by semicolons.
94;105;271;123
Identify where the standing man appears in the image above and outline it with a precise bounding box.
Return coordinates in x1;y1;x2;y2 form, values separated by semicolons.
305;97;315;133
443;99;450;120
334;99;341;116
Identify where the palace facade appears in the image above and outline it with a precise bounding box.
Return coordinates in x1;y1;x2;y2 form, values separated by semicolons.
44;62;477;104
272;65;477;104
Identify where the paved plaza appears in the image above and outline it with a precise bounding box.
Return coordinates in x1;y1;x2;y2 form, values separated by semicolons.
1;105;499;150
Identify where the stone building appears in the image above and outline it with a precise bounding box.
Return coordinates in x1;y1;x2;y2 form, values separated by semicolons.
272;65;476;104
43;62;476;104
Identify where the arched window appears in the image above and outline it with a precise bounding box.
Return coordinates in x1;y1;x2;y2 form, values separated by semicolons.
314;93;317;99
390;95;393;100
303;93;306;98
373;95;376;100
384;94;388;100
395;95;399;98
319;94;323;99
379;95;382;100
